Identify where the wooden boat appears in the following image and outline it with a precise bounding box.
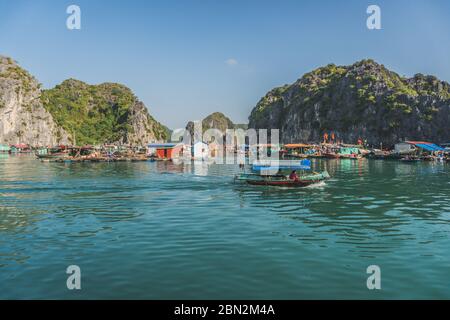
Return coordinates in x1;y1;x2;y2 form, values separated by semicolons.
340;153;363;160
36;146;70;160
37;152;69;160
400;156;421;163
235;171;330;187
323;152;362;159
322;152;340;159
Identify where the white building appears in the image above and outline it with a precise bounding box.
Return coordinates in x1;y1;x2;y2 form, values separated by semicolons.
394;142;415;155
192;141;209;160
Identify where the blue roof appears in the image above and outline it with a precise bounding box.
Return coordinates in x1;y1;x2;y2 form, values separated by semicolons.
406;141;445;152
415;143;445;152
148;143;178;148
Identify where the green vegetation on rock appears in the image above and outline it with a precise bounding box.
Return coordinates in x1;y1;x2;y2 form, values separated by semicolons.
186;112;247;138
248;59;450;145
0;58;36;94
41;79;168;145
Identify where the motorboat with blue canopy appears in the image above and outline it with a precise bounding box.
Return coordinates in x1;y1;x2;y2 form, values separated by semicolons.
235;159;330;187
252;159;312;173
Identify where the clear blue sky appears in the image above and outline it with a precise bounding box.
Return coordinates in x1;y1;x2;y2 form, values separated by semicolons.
1;0;450;129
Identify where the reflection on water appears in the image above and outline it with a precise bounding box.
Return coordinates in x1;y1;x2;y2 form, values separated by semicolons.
1;154;450;299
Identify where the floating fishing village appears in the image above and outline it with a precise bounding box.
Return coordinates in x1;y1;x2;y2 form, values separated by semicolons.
1;139;449;162
1;55;449;188
1;135;449;188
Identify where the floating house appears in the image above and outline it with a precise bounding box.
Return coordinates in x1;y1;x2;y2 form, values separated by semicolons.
341;144;370;156
250;144;280;158
283;143;316;158
319;143;364;159
0;144;11;153
441;143;450;153
192;141;209;160
10;144;31;153
338;146;362;156
148;143;183;160
394;142;416;155
405;141;445;154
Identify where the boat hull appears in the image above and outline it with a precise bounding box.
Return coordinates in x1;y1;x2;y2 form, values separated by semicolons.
246;179;319;187
36;153;68;160
235;171;330;188
322;153;340;159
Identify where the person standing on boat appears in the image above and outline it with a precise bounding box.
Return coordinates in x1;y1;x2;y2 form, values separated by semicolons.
289;170;299;181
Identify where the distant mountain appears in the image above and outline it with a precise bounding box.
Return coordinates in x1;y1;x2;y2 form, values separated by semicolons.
186;112;247;137
0;56;70;146
233;123;249;130
201;112;234;133
41;79;168;145
248;59;450;146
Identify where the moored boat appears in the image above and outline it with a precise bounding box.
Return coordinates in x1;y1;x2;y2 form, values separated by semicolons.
36;146;70;160
322;152;340;159
339;153;363;160
400;156;421;163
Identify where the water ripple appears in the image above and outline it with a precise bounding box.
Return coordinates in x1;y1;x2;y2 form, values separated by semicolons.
0;155;450;298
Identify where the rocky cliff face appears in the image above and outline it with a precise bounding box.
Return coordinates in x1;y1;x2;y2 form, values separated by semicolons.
0;55;168;147
248;60;450;146
41;79;168;146
126;100;169;145
0;56;70;146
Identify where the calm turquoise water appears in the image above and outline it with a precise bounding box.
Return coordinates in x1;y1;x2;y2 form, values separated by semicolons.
1;154;450;299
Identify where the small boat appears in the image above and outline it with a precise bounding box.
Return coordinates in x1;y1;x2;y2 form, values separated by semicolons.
36;146;70;160
235;171;330;187
400;156;421;163
322;152;340;159
340;153;363;160
37;152;70;160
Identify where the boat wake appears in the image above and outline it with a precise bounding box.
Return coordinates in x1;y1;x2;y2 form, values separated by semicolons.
304;181;327;189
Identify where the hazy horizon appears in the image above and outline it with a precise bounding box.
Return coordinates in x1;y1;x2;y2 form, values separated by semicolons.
1;0;450;129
